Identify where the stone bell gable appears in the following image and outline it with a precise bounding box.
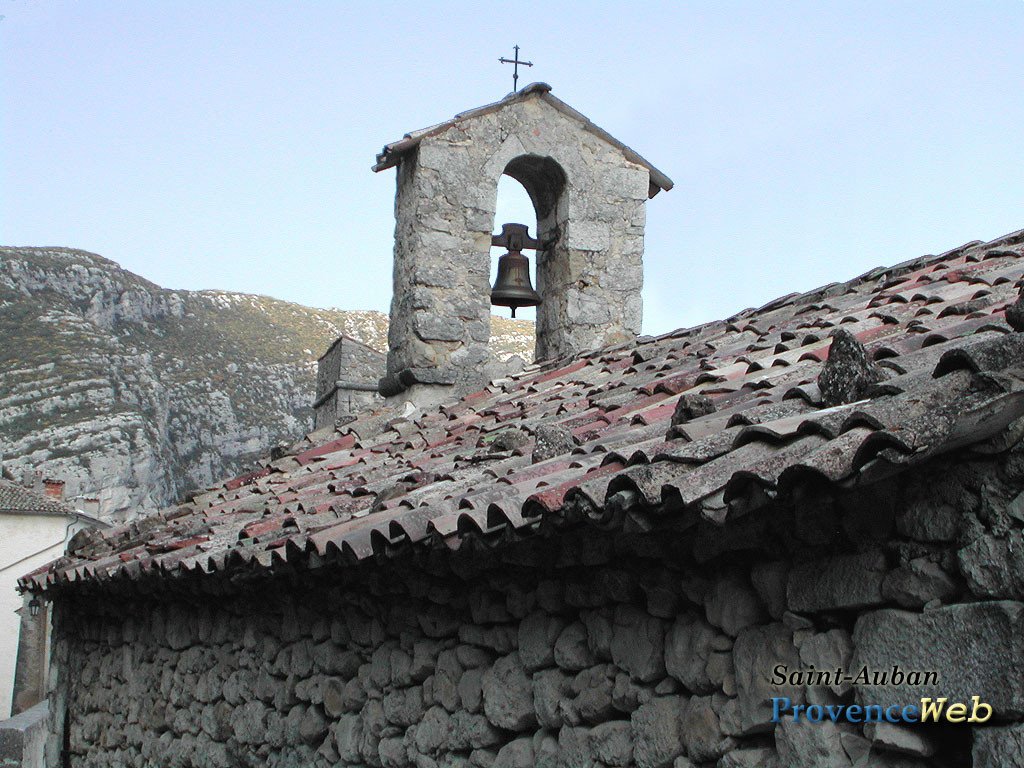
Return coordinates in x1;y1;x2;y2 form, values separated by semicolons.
374;83;672;402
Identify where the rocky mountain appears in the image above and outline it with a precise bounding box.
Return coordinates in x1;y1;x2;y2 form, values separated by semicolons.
0;247;534;522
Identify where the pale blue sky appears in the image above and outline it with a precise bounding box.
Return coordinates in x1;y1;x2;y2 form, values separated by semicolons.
3;1;1023;335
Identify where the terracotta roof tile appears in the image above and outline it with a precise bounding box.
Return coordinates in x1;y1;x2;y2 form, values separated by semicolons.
21;229;1024;593
0;479;75;516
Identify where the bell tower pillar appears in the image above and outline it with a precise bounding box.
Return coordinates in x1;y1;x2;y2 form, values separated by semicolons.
373;83;672;405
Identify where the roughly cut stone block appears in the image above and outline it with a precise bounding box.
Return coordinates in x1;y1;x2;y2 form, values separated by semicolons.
568;664;616;724
533;668;572;729
414;706;451;755
418;606;461;638
383;686;425;727
864;722;936;758
895;499;960;542
787;551;887;612
378;736;408;768
799;629;853;696
534;731;559;768
681;695;734;763
631;696;686;768
492;737;534;768
641;571;682;618
670;394;715;427
321;678;346;718
818;329;884;406
751;561;789;620
705;573;767;637
434;650;464;712
852;601;1024;715
313;644;361;677
518;612;568;672
459;624;516;653
705;649;735;695
565;220;611;251
554;621;596;671
532;425;575;464
1008;490;1024;524
230;701;268;745
481;652;537;731
449;711;502;750
958;532;1024;599
664;611;718;694
775;718;855;768
609;605;665;682
458;668;484;714
558;725;595;768
973;722;1024;767
590;720;632;767
359;699;387;760
730;623;803;735
457;644;493;669
882;558;958;608
611;671;653;713
715;746;779;768
411;640;441;681
580;608;613;660
166;619;193;651
298;705;327;745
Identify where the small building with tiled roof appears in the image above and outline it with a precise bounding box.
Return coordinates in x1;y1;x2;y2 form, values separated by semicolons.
0;478;76;517
0;477;104;721
20;86;1024;767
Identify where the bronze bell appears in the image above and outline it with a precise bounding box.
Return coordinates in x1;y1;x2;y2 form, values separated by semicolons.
491;251;541;317
490;223;542;318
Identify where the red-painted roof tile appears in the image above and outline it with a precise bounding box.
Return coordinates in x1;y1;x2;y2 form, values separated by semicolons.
22;230;1024;592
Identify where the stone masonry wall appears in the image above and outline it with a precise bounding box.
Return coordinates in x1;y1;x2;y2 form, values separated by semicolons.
47;444;1024;768
314;338;386;430
383;93;649;398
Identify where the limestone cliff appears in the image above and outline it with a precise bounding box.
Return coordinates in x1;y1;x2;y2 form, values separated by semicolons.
0;247;534;521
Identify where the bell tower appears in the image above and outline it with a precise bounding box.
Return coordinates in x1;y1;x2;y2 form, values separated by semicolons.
373;83;672;405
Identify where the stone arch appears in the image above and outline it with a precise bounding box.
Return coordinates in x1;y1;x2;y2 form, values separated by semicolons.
502;154;567;225
488;154;571;356
498;154;570;361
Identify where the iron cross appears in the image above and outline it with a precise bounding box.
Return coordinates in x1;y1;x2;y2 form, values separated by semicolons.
499;45;533;92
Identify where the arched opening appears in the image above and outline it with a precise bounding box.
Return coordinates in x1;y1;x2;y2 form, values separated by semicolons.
490;175;538;322
489;155;568;356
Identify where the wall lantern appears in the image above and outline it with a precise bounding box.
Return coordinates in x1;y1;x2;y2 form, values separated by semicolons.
28;596;41;618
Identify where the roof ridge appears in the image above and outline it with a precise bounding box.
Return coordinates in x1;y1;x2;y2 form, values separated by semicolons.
372;84;673;193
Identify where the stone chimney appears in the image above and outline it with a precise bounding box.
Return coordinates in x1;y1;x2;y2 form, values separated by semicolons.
313;336;386;429
373;84;671;407
42;479;65;501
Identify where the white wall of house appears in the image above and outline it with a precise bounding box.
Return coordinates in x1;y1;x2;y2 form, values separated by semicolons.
0;514;88;719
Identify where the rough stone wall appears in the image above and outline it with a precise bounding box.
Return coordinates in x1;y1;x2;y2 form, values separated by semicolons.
47;445;1024;768
314;338;386;430
383;94;649;398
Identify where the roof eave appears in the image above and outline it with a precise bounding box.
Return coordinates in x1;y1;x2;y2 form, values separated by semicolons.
371;83;673;197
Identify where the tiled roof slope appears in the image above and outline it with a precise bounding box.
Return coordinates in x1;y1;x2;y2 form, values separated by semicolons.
0;478;75;516
22;229;1024;593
